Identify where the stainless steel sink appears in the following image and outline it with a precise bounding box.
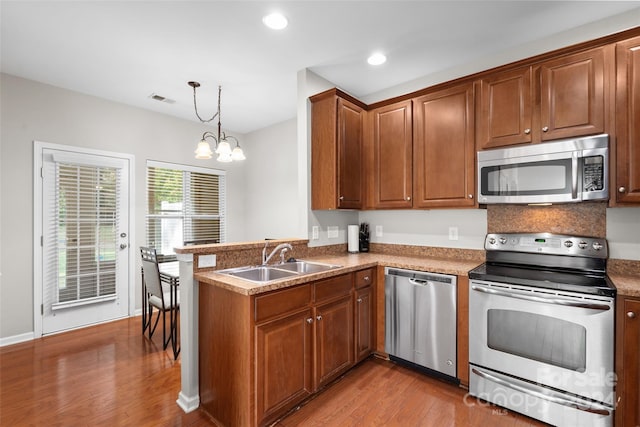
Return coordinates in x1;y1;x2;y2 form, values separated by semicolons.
215;260;341;283
275;260;341;274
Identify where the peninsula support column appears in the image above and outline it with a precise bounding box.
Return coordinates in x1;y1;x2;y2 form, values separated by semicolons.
176;253;199;412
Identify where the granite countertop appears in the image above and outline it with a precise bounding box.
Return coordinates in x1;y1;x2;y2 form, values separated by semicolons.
195;252;482;296
609;273;640;298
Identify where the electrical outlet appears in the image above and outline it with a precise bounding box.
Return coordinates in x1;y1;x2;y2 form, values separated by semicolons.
448;227;459;241
312;226;319;240
375;225;383;237
198;254;217;268
327;226;339;239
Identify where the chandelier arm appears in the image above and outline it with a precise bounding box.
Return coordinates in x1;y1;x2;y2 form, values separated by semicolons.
192;84;220;123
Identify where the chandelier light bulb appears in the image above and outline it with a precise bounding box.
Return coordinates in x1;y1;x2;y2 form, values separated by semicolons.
194;140;213;159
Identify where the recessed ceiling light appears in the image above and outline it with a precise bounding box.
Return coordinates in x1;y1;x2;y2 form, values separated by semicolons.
367;52;387;66
263;13;288;30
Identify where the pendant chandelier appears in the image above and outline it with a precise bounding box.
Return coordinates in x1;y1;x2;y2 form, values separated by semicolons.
189;81;245;162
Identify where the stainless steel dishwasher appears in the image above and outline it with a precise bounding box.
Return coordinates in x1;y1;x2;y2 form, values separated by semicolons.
384;267;457;379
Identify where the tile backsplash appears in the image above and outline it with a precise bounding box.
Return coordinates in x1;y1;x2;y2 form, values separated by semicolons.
487;202;606;238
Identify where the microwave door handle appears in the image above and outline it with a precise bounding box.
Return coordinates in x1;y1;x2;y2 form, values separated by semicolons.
471;367;611;416
571;152;579;200
471;285;610;311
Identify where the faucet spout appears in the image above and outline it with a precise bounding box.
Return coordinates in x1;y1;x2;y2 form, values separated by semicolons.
262;243;294;265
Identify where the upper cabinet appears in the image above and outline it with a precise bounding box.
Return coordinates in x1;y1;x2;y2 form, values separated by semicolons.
369;100;413;209
476;66;533;148
615;35;640;205
311;89;365;210
477;46;610;150
413;83;476;208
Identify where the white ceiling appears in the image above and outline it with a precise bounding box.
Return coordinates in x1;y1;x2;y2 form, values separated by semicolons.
2;1;639;134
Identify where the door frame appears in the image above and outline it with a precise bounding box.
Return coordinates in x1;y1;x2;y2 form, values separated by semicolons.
33;140;136;337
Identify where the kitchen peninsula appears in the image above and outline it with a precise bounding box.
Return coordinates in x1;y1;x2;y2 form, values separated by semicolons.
174;238;483;427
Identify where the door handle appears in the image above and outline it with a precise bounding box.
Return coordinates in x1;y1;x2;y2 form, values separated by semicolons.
471;285;610;311
120;243;128;250
471;367;611;416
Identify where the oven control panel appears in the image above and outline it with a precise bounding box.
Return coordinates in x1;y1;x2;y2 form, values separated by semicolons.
485;233;608;258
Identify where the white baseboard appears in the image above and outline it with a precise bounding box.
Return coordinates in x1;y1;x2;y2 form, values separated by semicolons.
0;332;35;347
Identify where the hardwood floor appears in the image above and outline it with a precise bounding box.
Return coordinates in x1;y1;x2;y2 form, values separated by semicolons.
0;317;546;427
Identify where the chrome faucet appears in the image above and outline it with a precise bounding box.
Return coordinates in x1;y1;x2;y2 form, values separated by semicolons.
262;242;293;265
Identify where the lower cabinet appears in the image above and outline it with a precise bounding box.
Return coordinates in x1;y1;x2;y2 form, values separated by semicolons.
200;269;373;427
255;308;313;424
616;296;640;427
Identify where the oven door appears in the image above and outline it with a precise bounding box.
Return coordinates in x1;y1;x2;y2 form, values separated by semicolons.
469;279;614;405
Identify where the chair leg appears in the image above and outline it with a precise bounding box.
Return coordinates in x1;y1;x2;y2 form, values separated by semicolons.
148;305;160;339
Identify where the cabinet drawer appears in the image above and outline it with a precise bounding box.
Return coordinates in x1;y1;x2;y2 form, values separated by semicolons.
255;284;312;323
354;268;374;289
315;274;353;303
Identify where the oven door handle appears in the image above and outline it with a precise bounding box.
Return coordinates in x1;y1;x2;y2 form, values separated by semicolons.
471;367;611;416
471;285;611;311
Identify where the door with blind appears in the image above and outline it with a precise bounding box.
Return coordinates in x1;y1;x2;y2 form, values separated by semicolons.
37;145;131;335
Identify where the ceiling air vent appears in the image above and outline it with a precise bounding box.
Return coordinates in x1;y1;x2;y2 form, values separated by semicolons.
148;93;176;104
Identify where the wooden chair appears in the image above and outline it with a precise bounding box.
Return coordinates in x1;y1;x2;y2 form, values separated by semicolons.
140;247;179;353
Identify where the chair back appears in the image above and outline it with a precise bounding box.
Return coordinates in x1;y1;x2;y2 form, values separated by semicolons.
140;247;164;303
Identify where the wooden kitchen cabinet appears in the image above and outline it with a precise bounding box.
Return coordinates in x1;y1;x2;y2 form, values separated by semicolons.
354;268;375;362
369;100;413;208
255;308;313;424
614;35;640;205
616;296;640;427
413;82;476;208
476;66;533;148
311;88;366;210
315;295;354;387
199;271;363;427
477;46;609;149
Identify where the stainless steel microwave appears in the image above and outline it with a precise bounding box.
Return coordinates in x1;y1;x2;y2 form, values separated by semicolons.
477;134;608;204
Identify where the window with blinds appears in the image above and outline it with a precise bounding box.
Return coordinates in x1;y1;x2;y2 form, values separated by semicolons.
146;161;226;255
53;163;119;307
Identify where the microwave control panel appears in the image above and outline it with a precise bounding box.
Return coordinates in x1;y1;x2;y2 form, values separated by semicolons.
583;156;604;192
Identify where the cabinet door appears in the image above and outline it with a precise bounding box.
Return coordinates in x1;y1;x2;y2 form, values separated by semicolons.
255;309;313;425
540;47;606;141
618;298;640;427
477;66;533;149
355;286;373;362
413;83;476;208
371;100;413;208
315;295;354;388
337;98;364;209
615;36;640;204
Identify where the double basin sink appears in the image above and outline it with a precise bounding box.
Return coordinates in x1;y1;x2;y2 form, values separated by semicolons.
216;260;342;283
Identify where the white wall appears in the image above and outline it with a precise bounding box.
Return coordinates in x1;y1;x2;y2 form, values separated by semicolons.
0;73;248;338
242;118;302;240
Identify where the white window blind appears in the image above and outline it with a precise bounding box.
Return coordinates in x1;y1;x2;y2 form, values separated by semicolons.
46;162;120;310
146;161;226;255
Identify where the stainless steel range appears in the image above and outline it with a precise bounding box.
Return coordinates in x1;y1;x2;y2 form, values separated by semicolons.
468;233;616;427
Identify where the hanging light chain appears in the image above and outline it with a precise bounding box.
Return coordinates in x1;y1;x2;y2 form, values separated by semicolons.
189;81;219;124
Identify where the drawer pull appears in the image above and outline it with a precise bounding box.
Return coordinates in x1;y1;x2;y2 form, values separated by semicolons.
628;311;636;319
357;298;363;303
306;318;313;324
316;315;322;321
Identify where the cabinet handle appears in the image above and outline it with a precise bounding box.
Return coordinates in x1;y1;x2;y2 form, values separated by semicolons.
357;298;363;303
339;196;344;201
628;312;636;319
364;276;370;282
542;126;549;132
524;128;531;135
306;318;313;324
618;187;626;194
316;315;322;321
406;196;411;201
468;194;473;199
